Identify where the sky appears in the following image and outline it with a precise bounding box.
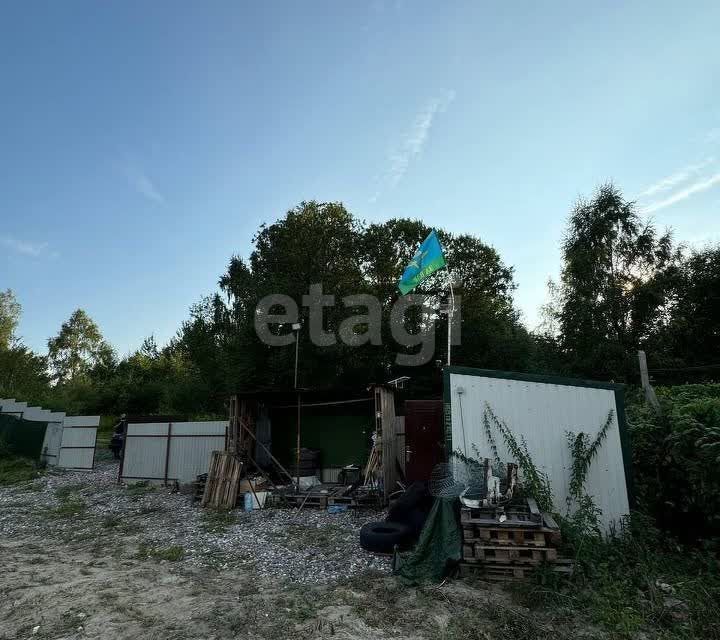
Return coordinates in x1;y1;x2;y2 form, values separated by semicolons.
2;1;719;357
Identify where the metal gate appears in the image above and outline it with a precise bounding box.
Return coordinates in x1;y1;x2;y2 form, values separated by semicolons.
57;416;99;470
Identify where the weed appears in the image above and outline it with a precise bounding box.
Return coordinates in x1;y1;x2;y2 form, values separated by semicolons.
55;483;84;500
201;509;236;533
54;498;86;517
0;457;40;485
126;481;155;497
137;543;185;562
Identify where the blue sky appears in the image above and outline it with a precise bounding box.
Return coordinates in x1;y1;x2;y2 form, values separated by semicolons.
2;1;719;356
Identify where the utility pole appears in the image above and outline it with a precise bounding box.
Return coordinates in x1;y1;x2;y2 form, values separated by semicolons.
292;322;302;490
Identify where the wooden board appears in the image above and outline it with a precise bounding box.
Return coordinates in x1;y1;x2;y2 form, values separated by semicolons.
201;451;243;509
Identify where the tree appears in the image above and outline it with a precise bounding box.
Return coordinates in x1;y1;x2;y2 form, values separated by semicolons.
646;246;720;374
47;309;114;383
206;202;530;394
0;289;21;349
556;183;677;380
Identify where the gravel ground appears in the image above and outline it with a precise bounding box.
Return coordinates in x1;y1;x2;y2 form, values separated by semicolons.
0;459;603;640
0;459;390;584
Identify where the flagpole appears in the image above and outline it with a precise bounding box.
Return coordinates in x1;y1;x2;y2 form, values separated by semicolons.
446;266;455;366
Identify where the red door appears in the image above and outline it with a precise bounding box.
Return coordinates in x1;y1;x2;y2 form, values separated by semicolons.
404;400;444;483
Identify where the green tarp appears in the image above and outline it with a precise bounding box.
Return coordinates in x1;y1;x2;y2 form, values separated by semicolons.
392;497;462;584
0;414;48;459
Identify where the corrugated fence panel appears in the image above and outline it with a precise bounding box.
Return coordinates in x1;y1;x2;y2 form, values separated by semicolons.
57;416;98;470
449;373;629;532
122;421;227;484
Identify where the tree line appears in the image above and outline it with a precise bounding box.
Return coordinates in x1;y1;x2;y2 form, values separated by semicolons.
1;183;718;416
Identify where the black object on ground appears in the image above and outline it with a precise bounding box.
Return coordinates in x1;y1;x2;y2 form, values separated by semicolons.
387;481;434;538
360;521;413;553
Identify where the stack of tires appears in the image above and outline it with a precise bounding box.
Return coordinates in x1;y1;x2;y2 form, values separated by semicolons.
296;448;320;477
360;482;434;554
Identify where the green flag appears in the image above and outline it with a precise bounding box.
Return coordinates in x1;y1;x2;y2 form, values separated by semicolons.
398;230;447;295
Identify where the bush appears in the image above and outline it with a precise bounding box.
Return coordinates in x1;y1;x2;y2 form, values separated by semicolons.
627;384;720;539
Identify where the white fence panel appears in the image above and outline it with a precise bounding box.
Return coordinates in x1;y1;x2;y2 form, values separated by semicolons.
121;421;227;485
57;416;99;470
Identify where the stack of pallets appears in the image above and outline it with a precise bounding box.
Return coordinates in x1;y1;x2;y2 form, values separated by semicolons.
459;498;572;581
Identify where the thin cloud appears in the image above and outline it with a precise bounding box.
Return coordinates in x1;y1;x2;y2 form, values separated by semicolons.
643;171;720;213
371;90;455;202
1;235;54;258
637;158;714;198
122;159;165;205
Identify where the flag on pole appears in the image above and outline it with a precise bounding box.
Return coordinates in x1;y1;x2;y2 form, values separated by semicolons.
398;230;447;294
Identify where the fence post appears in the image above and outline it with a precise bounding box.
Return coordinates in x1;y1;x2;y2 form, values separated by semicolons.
638;350;661;414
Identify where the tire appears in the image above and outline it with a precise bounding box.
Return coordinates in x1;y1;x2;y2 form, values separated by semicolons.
360;521;413;553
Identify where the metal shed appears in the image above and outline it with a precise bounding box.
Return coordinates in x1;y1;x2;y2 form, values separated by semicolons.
443;367;631;532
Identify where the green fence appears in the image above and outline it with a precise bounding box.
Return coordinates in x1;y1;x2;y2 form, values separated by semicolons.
0;413;48;459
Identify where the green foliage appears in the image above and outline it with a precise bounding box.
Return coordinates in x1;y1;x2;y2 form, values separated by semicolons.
482;403;554;512
556;183;679;381
627;384;720;538
0;455;40;485
0;289;21;349
137;543;185;561
566;410;613;505
47;309;115;384
519;514;720;639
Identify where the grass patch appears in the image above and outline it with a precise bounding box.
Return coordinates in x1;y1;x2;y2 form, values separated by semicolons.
54;498;87;517
137;543;185;562
201;509;237;533
513;514;720;639
126;481;155;497
0;457;40;485
55;483;85;500
271;523;347;551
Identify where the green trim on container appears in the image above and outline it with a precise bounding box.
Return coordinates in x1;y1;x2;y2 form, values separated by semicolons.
443;366;633;501
614;387;635;508
445;366;625;391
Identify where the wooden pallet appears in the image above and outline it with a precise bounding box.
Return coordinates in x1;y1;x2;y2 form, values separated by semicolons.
462;526;554;547
463;543;558;564
459;558;574;582
201;451;243;509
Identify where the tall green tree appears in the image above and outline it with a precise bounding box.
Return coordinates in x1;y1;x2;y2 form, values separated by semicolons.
556;184;677;380
0;289;21;349
47;309;114;383
647;246;720;374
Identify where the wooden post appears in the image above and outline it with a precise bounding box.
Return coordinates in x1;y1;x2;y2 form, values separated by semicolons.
638;350;661;413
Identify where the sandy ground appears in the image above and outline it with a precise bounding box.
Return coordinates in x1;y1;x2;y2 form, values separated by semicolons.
0;459;602;640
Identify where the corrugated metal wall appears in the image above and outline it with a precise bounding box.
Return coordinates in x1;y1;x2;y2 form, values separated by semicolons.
121;421;226;484
448;372;629;532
